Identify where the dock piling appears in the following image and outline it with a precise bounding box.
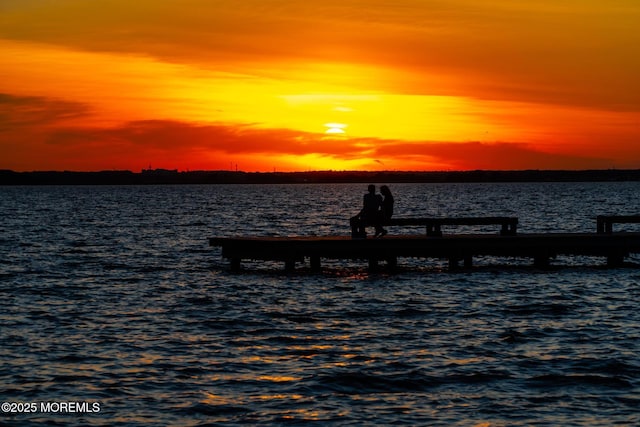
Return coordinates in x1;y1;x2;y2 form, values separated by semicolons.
284;259;296;272
230;258;241;272
607;253;625;267
533;255;550;268
310;256;321;272
464;255;473;268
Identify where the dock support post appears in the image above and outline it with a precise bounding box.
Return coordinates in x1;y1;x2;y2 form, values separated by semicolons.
310;256;321;272
464;255;473;268
427;224;443;237
230;258;241;272
285;259;296;272
368;258;379;272
448;257;459;270
607;253;624;267
386;255;398;272
533;255;550;268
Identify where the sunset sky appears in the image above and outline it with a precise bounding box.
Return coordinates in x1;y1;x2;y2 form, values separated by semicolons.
1;0;639;172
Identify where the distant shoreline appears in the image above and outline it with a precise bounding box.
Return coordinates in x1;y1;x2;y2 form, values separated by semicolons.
1;169;640;185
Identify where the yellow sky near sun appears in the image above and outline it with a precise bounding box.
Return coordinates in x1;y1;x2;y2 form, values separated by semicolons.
0;0;639;171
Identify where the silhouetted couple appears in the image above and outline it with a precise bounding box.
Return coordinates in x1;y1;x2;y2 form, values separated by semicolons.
350;184;394;238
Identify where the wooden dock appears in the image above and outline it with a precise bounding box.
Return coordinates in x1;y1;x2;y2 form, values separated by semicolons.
209;231;640;272
209;215;640;272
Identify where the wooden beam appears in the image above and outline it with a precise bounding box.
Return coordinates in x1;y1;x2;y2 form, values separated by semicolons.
210;232;640;271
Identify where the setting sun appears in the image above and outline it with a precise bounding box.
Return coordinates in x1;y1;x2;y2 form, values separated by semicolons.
324;123;347;134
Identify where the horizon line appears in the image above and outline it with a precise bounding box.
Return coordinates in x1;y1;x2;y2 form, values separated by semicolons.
2;167;638;174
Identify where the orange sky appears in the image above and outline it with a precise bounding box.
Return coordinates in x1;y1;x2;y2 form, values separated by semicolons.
1;0;639;172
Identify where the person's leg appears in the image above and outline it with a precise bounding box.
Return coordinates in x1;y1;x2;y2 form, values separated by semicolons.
374;212;386;237
350;216;360;238
358;216;369;238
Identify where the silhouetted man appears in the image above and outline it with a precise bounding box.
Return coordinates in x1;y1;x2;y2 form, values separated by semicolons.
350;184;382;238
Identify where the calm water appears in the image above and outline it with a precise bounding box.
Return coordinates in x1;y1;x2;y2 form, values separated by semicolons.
1;182;640;426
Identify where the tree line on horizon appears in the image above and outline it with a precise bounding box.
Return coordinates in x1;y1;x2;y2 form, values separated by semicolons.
1;168;640;185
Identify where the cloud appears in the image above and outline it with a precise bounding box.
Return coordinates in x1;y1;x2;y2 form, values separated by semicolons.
1;1;638;110
43;120;375;158
1;107;622;171
375;141;616;170
0;93;91;130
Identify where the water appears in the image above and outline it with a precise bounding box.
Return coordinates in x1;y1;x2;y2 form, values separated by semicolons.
1;182;640;426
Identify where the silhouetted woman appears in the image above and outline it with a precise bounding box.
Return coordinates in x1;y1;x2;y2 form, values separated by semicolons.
375;185;394;237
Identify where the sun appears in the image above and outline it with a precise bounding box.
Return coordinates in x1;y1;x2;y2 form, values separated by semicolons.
324;122;347;135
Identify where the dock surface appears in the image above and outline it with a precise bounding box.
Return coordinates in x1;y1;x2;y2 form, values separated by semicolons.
209;232;640;271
